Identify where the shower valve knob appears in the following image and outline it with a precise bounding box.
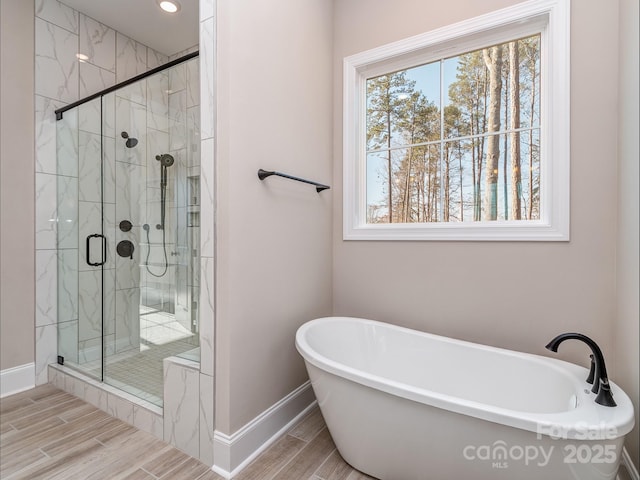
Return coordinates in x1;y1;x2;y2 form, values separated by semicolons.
116;240;135;259
119;220;133;232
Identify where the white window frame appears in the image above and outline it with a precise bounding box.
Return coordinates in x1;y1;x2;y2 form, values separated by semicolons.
343;0;570;241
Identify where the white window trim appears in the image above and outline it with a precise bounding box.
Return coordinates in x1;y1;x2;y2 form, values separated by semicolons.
343;0;570;241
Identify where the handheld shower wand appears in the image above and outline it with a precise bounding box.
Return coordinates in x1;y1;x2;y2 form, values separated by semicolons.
156;154;174;230
144;154;175;278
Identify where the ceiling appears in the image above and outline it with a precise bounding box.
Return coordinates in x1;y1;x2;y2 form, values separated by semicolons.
61;0;198;56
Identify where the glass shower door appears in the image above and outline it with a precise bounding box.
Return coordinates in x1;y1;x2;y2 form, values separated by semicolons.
102;80;161;402
56;95;111;381
57;55;201;407
101;60;201;405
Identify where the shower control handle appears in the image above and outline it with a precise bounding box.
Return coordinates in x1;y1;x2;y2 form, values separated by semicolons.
119;220;133;232
86;234;107;267
116;240;135;260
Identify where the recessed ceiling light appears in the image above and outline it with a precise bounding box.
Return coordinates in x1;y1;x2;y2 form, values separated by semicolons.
158;0;180;13
76;53;89;62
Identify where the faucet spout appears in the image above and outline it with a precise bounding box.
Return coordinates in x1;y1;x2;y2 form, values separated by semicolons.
545;332;616;407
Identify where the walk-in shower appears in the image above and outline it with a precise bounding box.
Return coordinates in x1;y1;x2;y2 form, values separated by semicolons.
55;53;201;407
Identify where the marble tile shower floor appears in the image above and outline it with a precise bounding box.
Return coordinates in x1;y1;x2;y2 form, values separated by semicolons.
78;309;199;406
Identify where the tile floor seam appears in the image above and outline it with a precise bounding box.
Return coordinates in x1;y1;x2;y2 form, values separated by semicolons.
4;447;65;480
140;466;159;479
312;447;338;480
295;425;327;445
194;468;216;480
57;414;70;424
1;397;70;424
7;397;81;426
2;421;73;454
3;463;31;480
257;438;297;480
287;430;312;442
265;431;327;480
94;437;108;447
38;447;52;459
147;448;192;479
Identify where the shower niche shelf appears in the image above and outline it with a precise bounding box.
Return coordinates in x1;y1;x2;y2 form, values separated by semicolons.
188;176;200;206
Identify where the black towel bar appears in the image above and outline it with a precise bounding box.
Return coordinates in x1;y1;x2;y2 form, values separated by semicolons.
257;169;330;193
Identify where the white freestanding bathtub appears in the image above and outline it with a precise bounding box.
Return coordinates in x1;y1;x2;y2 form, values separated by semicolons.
295;317;635;480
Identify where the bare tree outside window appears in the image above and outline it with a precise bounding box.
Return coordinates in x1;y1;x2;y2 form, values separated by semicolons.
365;35;541;224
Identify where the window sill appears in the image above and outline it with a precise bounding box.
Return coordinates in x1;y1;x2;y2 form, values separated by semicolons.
344;220;569;242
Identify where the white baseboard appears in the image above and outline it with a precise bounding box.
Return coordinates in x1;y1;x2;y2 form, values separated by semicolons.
0;363;35;398
621;446;640;480
211;381;317;478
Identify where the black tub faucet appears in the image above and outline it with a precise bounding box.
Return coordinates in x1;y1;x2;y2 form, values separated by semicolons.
545;333;616;407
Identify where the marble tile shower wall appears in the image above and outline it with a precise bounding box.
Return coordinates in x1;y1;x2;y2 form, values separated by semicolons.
198;0;216;465
148;59;201;333
34;0;172;384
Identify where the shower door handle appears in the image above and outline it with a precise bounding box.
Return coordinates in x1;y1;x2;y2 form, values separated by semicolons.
86;234;107;267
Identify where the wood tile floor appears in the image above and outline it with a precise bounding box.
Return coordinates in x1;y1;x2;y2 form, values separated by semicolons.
1;384;375;480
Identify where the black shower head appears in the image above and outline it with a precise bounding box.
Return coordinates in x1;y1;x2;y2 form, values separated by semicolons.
121;131;138;148
155;153;174;167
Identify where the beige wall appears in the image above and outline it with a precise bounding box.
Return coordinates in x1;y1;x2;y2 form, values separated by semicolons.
0;0;35;371
333;0;619;361
215;0;333;433
615;0;639;469
333;0;639;464
333;0;625;403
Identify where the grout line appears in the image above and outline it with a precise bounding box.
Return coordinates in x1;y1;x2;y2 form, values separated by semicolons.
312;448;337;480
4;460;44;480
10;396;78;426
258;436;297;480
267;429;328;480
194;471;215;480
286;411;322;444
38;448;51;459
140;466;160;479
287;429;313;442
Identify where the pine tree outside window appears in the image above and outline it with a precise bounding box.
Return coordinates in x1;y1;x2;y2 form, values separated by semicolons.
343;0;570;241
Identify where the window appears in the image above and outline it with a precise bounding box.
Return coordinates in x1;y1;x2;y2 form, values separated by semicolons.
343;0;570;241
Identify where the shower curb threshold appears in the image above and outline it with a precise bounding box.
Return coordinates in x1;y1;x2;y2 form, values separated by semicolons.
48;364;164;440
